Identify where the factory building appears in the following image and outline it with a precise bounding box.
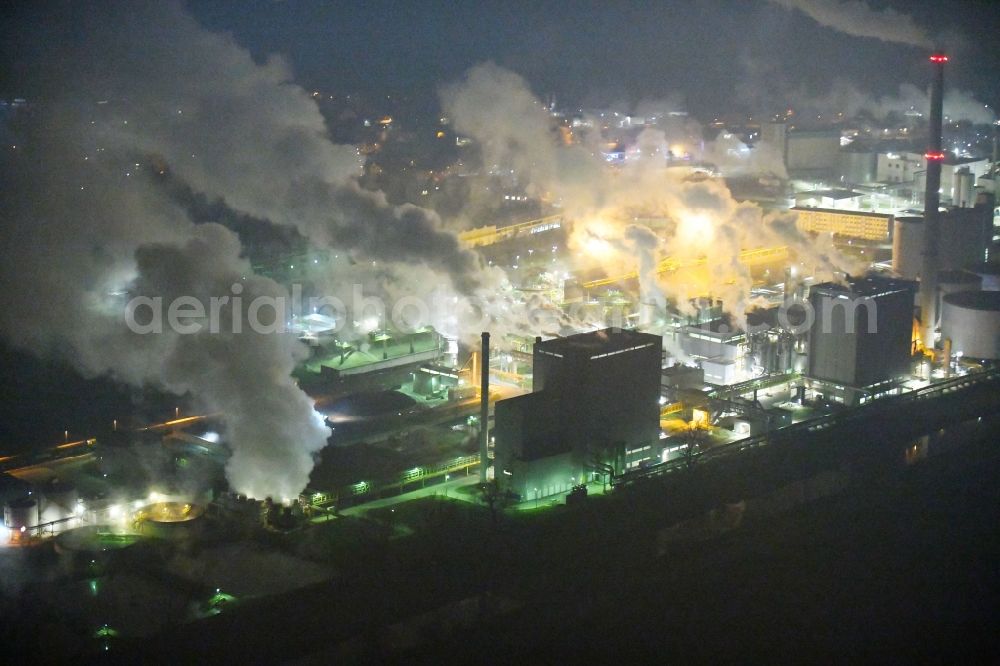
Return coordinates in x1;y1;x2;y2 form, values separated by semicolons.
794;207;894;242
760;123;841;177
837;148;877;185
785;128;841;177
494;328;662;500
806;276;917;405
745;305;809;376
679;319;746;385
876;152;924;184
794;189;866;210
891;199;994;281
877;152;990;207
916;157;991;207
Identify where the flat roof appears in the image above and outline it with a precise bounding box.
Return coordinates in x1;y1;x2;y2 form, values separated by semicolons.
798;189;861;200
535;328;660;357
811;275;917;298
793;206;892;219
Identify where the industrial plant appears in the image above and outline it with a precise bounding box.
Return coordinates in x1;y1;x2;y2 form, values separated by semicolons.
2;1;1000;661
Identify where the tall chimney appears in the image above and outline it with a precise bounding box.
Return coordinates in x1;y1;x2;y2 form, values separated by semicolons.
478;331;490;483
920;52;947;346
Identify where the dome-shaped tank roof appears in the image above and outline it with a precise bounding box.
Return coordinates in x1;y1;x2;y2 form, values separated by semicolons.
943;290;1000;311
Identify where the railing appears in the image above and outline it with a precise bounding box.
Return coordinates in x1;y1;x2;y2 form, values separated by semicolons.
709;372;800;400
307;454;481;507
615;366;1000;486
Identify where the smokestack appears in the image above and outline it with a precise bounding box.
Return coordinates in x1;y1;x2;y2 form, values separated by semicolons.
479;331;490;483
920;52;947;346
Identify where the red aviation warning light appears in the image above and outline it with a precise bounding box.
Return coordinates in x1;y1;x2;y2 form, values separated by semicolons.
929;54;948;63
924;151;945;161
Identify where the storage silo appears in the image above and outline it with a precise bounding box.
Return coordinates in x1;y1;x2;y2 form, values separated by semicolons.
953;167;975;208
940;291;1000;360
937;270;982;326
892;216;924;280
39;479;80;531
4;497;39;541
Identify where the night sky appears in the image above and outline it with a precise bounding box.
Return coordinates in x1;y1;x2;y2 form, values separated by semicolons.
3;1;1000;118
187;0;1000;116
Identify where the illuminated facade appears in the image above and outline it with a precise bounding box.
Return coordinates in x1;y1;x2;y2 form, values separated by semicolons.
806;276;917;405
793;207;894;242
494;328;662;499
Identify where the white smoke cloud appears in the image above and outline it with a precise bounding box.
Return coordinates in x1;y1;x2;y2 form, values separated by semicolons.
89;4;481;294
442;63;858;330
789;79;997;125
769;0;932;48
132;226;331;500
0;2;485;500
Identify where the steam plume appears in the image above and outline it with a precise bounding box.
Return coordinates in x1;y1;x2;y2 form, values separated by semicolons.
442;63;859;329
769;0;932;47
0;2;481;499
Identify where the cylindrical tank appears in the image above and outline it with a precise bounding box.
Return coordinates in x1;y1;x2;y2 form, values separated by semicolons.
940;290;1000;360
953;168;975;208
4;497;39;539
968;262;1000;291
937;270;982;324
138;501;205;540
892;216;924;280
39;480;79;528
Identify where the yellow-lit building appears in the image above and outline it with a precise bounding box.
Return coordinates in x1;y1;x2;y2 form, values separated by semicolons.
457;215;562;248
793;207;893;242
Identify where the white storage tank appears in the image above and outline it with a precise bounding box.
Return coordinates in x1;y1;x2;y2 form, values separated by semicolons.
4;497;39;541
937;270;982;324
39;480;80;533
892;217;923;280
940;291;1000;360
953;167;975;208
